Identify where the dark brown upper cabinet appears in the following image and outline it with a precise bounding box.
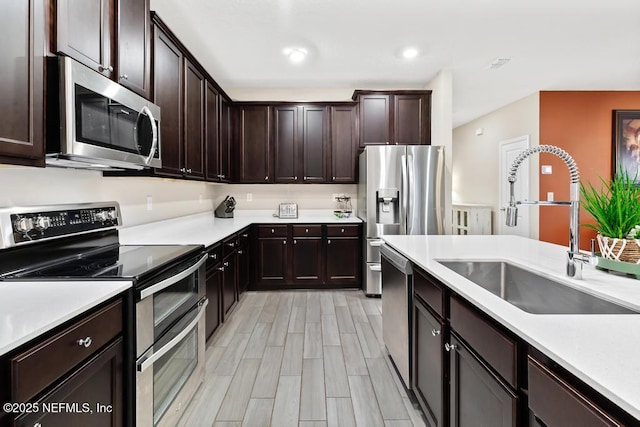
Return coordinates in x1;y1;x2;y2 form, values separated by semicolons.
219;97;233;182
273;105;299;183
354;90;431;147
273;105;328;184
183;59;205;179
236;105;271;183
116;0;151;98
0;0;45;167
56;0;114;77
205;83;220;181
329;105;358;183
301;106;328;183
152;22;183;178
56;0;151;99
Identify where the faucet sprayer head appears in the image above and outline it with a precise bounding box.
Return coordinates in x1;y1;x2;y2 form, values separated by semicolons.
505;204;518;227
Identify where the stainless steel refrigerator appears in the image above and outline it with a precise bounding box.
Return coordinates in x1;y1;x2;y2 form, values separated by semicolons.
357;145;445;295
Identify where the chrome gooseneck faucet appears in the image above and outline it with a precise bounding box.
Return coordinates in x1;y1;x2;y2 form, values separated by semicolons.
506;144;594;278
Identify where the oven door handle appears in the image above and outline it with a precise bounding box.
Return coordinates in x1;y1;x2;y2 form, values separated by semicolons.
137;298;208;373
139;253;207;300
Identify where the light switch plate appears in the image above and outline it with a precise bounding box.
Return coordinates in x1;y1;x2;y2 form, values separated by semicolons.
547;192;554;202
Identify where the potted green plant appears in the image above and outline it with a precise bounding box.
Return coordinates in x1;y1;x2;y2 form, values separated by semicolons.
581;169;640;263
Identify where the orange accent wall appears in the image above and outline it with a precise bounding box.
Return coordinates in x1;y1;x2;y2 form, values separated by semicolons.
539;91;640;250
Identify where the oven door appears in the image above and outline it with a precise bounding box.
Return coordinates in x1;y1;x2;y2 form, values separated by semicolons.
136;298;207;426
136;253;207;357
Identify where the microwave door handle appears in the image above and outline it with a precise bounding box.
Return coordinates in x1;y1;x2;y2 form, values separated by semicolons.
139;105;158;165
139;254;207;300
137;299;208;372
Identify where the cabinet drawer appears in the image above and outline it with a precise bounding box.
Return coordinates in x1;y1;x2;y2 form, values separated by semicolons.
326;224;359;237
450;296;518;389
414;268;445;318
528;356;622;427
223;233;239;258
206;243;222;269
292;225;322;237
238;227;251;247
10;299;123;402
258;225;288;237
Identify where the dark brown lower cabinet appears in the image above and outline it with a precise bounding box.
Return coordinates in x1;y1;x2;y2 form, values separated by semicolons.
13;338;123;427
413;297;446;427
292;237;323;283
205;267;221;340
257;237;288;284
448;334;518;427
221;255;236;320
528;356;623;427
325;236;360;285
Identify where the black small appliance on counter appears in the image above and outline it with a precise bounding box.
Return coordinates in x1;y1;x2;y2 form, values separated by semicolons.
214;195;236;218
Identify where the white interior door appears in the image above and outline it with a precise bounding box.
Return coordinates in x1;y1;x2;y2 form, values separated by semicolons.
498;136;531;237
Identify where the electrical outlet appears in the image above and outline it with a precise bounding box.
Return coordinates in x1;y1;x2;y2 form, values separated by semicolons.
146;196;153;211
247;193;253;202
547;192;554;202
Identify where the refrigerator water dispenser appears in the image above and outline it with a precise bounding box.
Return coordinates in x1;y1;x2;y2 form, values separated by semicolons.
376;188;399;224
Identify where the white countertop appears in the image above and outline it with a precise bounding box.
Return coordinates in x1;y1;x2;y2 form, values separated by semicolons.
382;234;640;421
119;209;361;246
0;280;132;357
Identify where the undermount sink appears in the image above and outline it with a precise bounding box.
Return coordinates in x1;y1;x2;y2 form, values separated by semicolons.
438;260;639;315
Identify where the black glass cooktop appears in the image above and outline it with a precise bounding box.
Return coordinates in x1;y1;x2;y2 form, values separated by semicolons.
0;243;203;282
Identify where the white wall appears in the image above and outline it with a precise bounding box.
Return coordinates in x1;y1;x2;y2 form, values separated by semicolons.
452;93;540;237
0;166;215;227
424;70;454;234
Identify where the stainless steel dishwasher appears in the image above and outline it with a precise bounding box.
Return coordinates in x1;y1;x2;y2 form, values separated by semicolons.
380;243;413;389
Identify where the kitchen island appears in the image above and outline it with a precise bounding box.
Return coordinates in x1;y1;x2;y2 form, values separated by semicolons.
382;234;640;423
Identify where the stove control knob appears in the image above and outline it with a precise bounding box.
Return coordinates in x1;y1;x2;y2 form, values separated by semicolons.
14;217;34;233
35;216;51;230
95;211;108;222
107;209;118;221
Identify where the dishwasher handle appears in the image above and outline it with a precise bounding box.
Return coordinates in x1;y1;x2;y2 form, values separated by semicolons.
380;244;413;274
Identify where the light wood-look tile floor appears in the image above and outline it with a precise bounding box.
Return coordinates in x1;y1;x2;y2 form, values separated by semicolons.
178;290;427;427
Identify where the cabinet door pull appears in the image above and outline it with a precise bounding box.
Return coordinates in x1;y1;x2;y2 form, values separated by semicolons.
265;176;269;181
223;261;229;267
305;228;309;233
242;233;249;238
180;167;186;173
283;240;287;245
328;239;331;245
99;64;113;73
77;336;93;348
271;228;275;233
431;329;441;336
238;250;244;255
187;168;192;173
294;239;297;245
444;343;457;352
218;267;225;272
341;228;345;233
120;73;128;79
295;176;298;181
209;253;217;260
227;242;235;248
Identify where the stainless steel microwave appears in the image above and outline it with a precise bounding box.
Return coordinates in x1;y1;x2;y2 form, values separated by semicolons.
46;56;162;171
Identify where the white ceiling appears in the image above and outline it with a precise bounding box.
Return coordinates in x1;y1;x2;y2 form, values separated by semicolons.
150;0;640;127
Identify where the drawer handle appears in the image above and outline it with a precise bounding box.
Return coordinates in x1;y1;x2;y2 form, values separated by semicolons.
238;250;244;254
218;267;225;272
209;254;217;259
77;337;93;348
328;239;331;245
431;329;441;336
242;233;249;238
283;240;287;245
223;261;229;267
271;229;275;233
444;343;457;352
227;242;235;248
294;239;297;245
305;228;309;233
341;228;345;233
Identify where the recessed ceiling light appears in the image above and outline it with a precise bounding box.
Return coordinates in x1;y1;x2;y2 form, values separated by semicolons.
487;57;511;69
402;48;419;59
283;47;307;63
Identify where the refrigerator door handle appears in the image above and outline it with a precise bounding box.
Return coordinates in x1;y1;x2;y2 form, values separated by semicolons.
435;147;445;234
407;154;414;235
401;154;408;235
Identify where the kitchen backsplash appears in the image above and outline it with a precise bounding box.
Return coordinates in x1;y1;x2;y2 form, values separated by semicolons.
0;166;357;227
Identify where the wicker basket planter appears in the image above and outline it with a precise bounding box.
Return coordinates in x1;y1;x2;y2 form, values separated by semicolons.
597;234;640;264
